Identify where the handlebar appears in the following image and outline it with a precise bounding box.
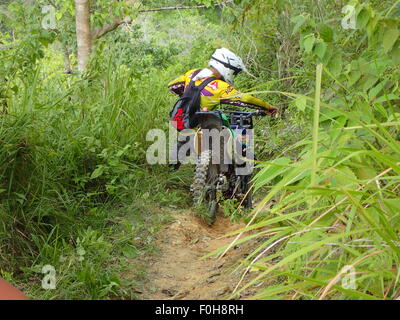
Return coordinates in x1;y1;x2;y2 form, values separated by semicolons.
195;109;268;129
215;109;267;117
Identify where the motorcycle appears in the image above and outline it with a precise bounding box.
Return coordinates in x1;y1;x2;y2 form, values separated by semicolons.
190;108;266;225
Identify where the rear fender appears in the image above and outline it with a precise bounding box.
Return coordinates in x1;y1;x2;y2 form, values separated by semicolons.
194;112;223;130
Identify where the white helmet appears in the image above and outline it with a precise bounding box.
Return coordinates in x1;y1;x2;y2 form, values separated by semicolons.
208;48;246;85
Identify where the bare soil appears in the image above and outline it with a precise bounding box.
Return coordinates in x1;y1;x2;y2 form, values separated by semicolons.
137;210;261;300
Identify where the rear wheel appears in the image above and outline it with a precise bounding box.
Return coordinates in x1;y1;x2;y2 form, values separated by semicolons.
242;176;253;209
192;150;219;225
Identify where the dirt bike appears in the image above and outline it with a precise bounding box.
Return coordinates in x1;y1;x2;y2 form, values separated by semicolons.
190;108;266;225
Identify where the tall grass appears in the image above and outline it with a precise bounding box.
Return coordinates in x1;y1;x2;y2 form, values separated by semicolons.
1;0;398;300
310;63;323;189
199;0;400;300
0;56;189;297
0;7;232;298
206;69;400;299
206;88;399;299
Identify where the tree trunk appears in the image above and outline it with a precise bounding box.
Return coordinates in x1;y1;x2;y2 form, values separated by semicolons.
75;0;91;71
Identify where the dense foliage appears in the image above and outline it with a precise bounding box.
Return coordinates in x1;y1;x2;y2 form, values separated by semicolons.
0;0;399;299
214;0;400;300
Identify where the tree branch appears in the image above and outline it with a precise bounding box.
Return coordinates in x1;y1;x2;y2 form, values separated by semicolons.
91;17;132;41
138;5;209;13
91;2;230;41
138;2;231;12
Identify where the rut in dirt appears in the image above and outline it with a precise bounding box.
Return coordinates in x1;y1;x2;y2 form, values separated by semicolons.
137;211;260;300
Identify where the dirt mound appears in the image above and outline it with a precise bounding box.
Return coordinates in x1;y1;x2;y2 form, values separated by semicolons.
138;211;260;300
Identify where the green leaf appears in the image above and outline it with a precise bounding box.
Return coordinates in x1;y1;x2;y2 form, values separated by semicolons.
328;54;343;76
357;8;370;30
390;42;400;64
319;24;334;42
91;166;105;179
11;85;18;94
321;44;334;64
303;34;316;54
295;96;307;112
362;76;379;93
77;247;86;256
313;42;328;59
38;37;50;47
254;157;291;191
291;15;307;34
383;199;400;213
366;15;379;40
374;94;400;104
14;192;26;205
348;71;362;87
382;28;400;53
122;245;138;258
354;167;377;180
368;80;386;100
330;166;358;188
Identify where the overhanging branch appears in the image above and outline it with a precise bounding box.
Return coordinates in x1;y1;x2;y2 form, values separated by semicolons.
91;2;230;41
138;5;210;13
92;17;132;40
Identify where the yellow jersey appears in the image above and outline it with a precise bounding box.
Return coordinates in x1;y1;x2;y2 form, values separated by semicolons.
168;68;272;111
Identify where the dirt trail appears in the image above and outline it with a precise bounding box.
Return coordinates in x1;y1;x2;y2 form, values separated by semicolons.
138;211;259;300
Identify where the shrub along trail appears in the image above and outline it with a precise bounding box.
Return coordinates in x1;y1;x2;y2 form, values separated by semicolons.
135;210;259;300
2;0;398;301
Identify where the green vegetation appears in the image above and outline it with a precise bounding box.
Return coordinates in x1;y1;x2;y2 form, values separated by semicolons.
1;0;399;300
210;0;400;300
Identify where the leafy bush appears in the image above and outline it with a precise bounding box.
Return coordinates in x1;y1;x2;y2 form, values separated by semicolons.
219;0;400;300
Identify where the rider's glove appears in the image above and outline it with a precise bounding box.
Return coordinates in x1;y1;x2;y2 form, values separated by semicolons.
258;105;279;118
257;110;267;117
262;105;279;118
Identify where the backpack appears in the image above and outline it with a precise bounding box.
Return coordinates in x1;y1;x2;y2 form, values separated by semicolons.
170;69;216;131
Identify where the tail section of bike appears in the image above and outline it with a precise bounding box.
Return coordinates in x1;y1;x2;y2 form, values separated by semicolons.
190;109;262;224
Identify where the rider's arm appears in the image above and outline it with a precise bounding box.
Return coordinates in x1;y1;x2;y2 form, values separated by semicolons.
218;84;278;116
167;75;186;97
167;69;197;97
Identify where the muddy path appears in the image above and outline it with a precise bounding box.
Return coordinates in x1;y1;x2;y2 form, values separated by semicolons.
137;210;260;300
